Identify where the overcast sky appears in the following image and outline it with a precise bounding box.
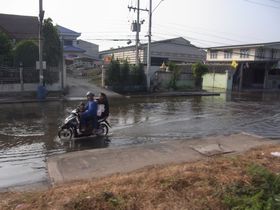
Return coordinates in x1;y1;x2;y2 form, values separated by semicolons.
1;0;280;50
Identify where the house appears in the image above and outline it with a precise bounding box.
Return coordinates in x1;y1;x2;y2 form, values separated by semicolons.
99;37;206;66
57;25;100;72
57;25;85;63
0;14;64;92
0;13;38;43
205;42;280;91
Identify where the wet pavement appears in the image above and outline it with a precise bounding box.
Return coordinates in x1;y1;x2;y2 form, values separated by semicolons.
0;92;280;190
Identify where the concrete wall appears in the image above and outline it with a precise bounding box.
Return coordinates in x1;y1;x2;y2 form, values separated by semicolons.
203;71;233;90
0;83;62;92
152;71;195;90
265;75;280;89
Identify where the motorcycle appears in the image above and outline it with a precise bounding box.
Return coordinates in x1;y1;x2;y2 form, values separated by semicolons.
58;109;110;140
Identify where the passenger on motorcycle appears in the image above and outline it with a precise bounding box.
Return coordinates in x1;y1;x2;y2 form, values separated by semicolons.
97;92;109;120
79;91;97;132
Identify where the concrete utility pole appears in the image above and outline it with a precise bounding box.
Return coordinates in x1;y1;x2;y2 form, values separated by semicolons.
136;0;140;65
128;1;148;65
39;0;44;85
146;0;152;91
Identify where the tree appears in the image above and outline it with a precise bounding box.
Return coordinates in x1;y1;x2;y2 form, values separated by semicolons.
106;59;121;86
130;63;146;86
191;62;208;88
0;32;13;65
120;60;130;85
14;40;38;67
43;18;61;66
168;62;181;90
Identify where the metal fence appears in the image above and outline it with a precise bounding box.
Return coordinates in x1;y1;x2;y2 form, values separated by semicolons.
0;65;60;84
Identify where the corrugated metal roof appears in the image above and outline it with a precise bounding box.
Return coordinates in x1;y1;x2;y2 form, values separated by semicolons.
99;37;197;54
0;13;38;40
206;41;280;50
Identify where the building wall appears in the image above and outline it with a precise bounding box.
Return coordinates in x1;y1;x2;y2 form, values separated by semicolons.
77;40;99;59
265;75;280;89
107;49;145;64
207;45;280;62
207;48;257;62
154;71;195;89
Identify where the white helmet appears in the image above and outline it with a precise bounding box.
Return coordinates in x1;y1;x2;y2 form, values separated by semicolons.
86;91;94;97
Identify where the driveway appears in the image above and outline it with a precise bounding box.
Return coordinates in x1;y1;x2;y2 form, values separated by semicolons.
65;75;121;99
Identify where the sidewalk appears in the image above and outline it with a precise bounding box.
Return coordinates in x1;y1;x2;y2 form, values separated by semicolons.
47;133;280;185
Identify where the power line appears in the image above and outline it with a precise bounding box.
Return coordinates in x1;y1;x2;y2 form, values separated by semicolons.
243;0;280;9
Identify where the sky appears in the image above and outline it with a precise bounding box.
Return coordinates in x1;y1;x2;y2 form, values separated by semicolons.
1;0;280;50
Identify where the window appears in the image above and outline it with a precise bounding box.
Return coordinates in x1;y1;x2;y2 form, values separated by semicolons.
210;51;218;59
272;49;278;60
224;50;232;59
240;49;249;59
64;40;73;46
256;48;265;59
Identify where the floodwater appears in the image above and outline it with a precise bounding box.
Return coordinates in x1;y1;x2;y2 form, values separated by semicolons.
0;92;280;190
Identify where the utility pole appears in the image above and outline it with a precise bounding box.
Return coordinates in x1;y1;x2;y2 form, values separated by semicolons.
136;0;140;65
146;0;152;91
128;1;148;65
39;0;44;85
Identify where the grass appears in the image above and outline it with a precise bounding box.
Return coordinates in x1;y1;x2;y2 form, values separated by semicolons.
1;144;280;210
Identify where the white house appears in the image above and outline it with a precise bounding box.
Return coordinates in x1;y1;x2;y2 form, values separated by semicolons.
205;42;280;91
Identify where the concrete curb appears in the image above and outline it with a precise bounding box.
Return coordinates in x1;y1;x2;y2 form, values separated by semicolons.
0;91;220;104
47;133;280;186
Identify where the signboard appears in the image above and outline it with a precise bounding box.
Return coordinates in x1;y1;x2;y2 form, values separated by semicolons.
231;60;238;69
36;61;47;70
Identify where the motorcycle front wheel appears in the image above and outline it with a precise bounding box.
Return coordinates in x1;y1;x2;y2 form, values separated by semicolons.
58;128;73;140
96;123;109;136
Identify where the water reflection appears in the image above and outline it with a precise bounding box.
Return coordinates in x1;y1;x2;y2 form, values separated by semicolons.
0;92;280;189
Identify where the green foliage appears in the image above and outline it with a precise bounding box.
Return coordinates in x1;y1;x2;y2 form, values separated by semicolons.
0;32;13;65
120;59;130;85
130;63;146;86
106;59;121;86
14;40;38;67
223;164;280;210
191;62;208;79
191;62;208;87
105;58;146;88
168;62;181;90
43;18;61;66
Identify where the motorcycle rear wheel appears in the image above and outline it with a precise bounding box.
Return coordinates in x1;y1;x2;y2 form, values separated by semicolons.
58;128;73;140
96;124;109;136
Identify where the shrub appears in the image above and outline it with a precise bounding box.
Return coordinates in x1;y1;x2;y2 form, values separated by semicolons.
191;62;208;88
223;164;280;210
14;40;39;67
0;32;13;65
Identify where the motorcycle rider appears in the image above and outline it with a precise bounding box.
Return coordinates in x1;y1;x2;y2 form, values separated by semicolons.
97;92;109;120
79;91;97;132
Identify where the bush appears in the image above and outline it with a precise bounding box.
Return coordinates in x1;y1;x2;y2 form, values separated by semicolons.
167;62;181;90
105;59;146;90
0;32;13;65
14;40;38;67
191;62;208;88
223;164;280;210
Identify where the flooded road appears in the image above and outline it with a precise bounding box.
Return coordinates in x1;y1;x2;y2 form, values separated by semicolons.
0;92;280;190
